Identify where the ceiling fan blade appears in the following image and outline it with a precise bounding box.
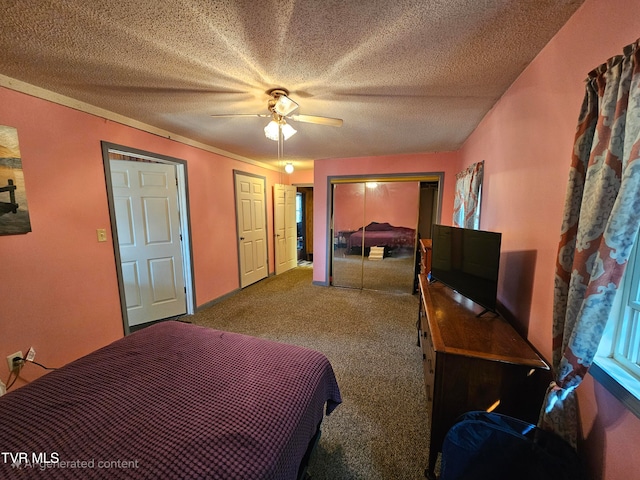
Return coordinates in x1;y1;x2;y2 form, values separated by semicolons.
89;84;252;96
289;114;343;127
209;113;269;119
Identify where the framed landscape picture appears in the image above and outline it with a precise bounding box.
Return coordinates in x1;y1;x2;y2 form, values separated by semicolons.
0;125;32;235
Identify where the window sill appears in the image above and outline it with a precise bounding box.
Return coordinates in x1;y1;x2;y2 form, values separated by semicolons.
591;358;640;420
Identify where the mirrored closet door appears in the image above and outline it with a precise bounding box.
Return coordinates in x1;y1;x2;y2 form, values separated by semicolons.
332;182;365;289
332;181;421;294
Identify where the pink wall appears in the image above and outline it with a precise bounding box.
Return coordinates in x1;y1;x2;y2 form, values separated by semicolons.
333;181;421;232
460;0;640;478
313;151;461;284
290;167;314;185
3;0;637;475
0;87;280;386
364;182;421;228
333;183;365;232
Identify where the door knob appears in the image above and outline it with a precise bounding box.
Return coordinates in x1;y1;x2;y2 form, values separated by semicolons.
240;237;245;240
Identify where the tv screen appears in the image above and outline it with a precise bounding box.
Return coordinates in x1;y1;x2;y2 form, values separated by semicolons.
430;224;501;313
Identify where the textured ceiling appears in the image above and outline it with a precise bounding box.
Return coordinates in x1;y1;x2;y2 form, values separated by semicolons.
0;0;585;170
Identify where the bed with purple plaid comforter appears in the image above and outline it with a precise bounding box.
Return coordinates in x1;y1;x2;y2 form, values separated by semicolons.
346;222;416;251
0;321;342;479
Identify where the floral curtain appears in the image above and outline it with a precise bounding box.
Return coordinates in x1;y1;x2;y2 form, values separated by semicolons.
539;38;640;448
453;161;484;229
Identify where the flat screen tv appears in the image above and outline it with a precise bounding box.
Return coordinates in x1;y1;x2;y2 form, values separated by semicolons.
430;224;502;315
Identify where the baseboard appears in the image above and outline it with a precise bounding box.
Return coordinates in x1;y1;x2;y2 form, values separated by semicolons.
195;288;242;312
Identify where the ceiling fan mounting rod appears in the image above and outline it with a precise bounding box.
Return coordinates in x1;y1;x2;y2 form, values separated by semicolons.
267;87;289;98
270;112;285;123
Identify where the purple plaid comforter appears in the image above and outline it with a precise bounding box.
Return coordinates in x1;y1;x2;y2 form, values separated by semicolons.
347;222;416;250
0;321;342;479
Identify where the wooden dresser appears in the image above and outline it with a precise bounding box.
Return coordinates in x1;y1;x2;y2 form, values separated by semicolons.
418;275;549;479
419;238;432;275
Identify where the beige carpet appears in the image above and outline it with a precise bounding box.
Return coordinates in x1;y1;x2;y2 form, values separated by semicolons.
332;254;416;293
190;267;430;479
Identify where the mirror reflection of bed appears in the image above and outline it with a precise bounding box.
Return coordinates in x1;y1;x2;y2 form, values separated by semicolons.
332;180;439;294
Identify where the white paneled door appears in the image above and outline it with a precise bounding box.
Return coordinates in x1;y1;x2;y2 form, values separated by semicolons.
110;160;186;326
274;184;297;275
235;173;268;288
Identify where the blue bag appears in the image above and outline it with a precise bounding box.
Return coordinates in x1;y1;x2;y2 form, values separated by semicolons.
440;411;585;480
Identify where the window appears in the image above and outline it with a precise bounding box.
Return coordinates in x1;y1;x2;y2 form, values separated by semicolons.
614;251;640;378
593;232;640;418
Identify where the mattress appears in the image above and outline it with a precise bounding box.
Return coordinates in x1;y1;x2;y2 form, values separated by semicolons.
347;222;416;250
0;321;341;479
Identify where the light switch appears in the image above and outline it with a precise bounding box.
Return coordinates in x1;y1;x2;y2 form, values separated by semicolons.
97;228;108;242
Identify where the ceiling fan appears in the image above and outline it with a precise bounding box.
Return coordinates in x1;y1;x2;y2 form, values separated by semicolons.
210;88;343;142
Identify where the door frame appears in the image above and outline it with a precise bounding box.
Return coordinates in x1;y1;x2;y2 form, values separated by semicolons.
325;172;444;287
101;142;195;335
233;170;270;288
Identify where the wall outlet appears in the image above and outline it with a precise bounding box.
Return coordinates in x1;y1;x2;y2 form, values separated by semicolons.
6;351;23;373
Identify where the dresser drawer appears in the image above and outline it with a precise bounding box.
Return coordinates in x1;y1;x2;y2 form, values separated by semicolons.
422;326;434;352
419;311;433;356
422;355;435;398
422;353;435;416
422;330;436;409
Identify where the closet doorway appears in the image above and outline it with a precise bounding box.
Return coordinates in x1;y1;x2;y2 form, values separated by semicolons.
331;175;441;294
296;186;314;263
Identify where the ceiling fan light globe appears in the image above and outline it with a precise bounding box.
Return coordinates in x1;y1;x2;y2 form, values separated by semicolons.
264;120;280;141
281;123;297;140
284;163;294;174
274;95;299;116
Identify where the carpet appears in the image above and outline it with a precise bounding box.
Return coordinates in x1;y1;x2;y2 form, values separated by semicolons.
190;267;430;479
